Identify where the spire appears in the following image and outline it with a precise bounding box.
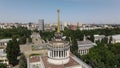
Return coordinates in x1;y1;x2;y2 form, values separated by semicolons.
57;9;60;33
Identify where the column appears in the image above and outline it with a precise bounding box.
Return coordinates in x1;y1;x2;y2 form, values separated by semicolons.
52;50;53;58
48;51;50;57
63;50;64;57
66;51;68;57
84;50;85;54
80;50;81;54
50;51;51;57
67;50;69;57
51;50;53;58
65;50;66;57
53;50;54;57
63;50;65;57
83;50;84;55
81;50;83;55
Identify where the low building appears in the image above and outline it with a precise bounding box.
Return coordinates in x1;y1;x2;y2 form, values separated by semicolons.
27;56;44;68
0;39;12;46
94;35;105;42
111;34;120;44
27;54;91;68
0;38;12;65
0;47;8;65
78;36;96;55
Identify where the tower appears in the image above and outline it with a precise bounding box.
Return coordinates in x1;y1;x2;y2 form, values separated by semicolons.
57;9;60;33
47;9;70;65
38;19;44;31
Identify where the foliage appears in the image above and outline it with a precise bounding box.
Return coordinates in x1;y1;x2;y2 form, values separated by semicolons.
40;31;55;41
0;27;31;39
0;63;7;68
30;53;41;56
19;54;27;68
19;36;26;44
39;27;120;68
28;37;32;43
0;27;32;45
81;43;120;68
6;37;20;66
70;38;78;56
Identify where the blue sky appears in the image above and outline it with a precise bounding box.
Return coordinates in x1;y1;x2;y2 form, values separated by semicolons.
0;0;120;24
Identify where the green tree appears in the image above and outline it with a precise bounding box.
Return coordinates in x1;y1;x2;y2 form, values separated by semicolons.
0;63;7;68
19;54;27;68
6;38;20;66
19;36;26;44
81;43;120;68
70;38;79;56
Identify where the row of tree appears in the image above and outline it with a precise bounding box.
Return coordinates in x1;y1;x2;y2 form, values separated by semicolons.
40;27;120;42
0;27;31;39
0;27;32;45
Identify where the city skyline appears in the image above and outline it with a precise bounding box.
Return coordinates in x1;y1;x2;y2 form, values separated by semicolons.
0;0;120;24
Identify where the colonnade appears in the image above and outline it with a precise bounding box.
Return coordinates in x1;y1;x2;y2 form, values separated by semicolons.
79;49;89;55
48;49;69;58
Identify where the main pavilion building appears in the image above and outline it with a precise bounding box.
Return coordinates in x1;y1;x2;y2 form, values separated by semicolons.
27;9;91;68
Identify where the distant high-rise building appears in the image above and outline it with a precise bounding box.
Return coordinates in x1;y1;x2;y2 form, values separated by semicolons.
38;19;44;31
60;22;64;31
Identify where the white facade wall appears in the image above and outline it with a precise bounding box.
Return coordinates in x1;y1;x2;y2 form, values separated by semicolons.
38;19;44;31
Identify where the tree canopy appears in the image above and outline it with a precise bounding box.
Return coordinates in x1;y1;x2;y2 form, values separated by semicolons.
81;43;120;68
0;63;7;68
39;27;120;68
19;54;27;68
6;37;20;66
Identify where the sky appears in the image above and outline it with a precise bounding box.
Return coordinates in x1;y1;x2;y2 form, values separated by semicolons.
0;0;120;24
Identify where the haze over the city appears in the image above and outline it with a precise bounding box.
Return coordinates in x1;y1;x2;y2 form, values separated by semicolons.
0;0;120;24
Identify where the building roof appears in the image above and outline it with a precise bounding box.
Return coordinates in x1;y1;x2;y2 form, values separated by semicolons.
112;34;120;40
41;56;80;68
29;56;40;63
0;38;12;43
27;54;91;68
77;40;96;47
94;35;105;39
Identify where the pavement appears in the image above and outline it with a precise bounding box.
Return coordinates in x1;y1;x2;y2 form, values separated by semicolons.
20;32;47;57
